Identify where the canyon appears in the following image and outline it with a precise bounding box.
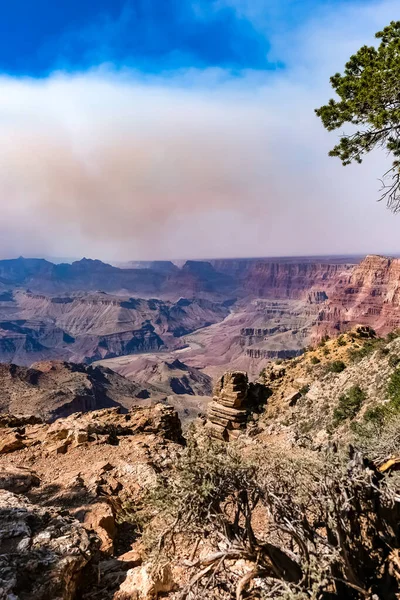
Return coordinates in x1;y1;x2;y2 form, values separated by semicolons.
3;255;400;600
1;254;400;386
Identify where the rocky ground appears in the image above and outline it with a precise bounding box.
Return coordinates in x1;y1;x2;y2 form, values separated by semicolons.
0;404;184;599
2;325;400;599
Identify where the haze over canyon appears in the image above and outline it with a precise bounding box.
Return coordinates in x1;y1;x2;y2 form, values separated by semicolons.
1;253;399;392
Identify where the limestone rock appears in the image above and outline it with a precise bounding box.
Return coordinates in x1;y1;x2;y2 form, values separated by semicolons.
207;371;249;440
0;431;26;454
0;489;99;600
39;404;183;454
113;564;174;600
286;390;302;407
0;466;40;494
84;502;116;554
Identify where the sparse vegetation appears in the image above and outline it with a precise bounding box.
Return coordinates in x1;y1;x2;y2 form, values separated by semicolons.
388;354;400;368
310;356;321;365
318;335;330;348
387;366;400;409
327;360;346;373
347;337;383;362
355;411;400;464
142;432;400;599
299;384;310;396
354;367;400;437
333;385;366;426
386;329;400;342
337;335;347;346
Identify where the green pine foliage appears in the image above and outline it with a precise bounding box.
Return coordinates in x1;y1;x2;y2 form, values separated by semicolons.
316;21;400;211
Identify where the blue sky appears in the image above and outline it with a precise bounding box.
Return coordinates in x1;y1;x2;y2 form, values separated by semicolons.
0;0;399;261
0;0;370;75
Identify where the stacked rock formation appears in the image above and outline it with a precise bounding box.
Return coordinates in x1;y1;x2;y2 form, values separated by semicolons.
207;371;249;441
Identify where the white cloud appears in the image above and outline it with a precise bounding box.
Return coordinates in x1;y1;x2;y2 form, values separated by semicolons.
0;0;399;261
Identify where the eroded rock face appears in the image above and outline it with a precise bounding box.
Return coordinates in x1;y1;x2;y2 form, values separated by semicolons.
0;489;99;600
0;360;170;421
207;371;249;441
238;261;351;299
315;255;400;338
0;467;40;494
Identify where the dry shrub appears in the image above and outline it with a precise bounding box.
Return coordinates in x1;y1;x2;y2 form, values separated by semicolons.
139;432;400;599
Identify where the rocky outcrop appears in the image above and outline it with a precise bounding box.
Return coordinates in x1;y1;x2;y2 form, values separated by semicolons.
0;489;99;600
0;403;184;577
246;348;304;359
315;255;400;338
207;372;249;440
0;466;40;493
0;360;167;420
0;404;184;455
0;397;188;599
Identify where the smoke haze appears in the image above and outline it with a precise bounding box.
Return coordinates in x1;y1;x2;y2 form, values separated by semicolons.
1;0;400;261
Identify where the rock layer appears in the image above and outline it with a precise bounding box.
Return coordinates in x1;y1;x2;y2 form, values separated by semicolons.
207;371;249;440
0;489;98;600
315;255;400;338
0;360;166;420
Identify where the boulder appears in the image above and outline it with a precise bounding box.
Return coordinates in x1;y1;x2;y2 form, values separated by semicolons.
84;502;116;554
0;414;43;428
113;564;174;600
0;431;26;454
0;467;40;494
0;489;99;600
285;390;302;407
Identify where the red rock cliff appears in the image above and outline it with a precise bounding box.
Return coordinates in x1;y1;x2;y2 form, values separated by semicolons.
315;255;400;337
240;261;353;299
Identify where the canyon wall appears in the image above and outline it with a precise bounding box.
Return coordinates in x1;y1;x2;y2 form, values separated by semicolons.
238;261;353;299
3;255;400;370
0;256;358;300
315;255;400;338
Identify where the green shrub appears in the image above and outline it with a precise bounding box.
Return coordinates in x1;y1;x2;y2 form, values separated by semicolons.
387;367;400;410
354;367;400;434
388;354;400;368
299;384;310;396
386;329;400;342
327;360;346;373
318;335;330;348
310;356;320;365
376;346;390;358
333;385;366;426
347;339;382;363
337;335;347;347
323;347;330;356
363;405;387;425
